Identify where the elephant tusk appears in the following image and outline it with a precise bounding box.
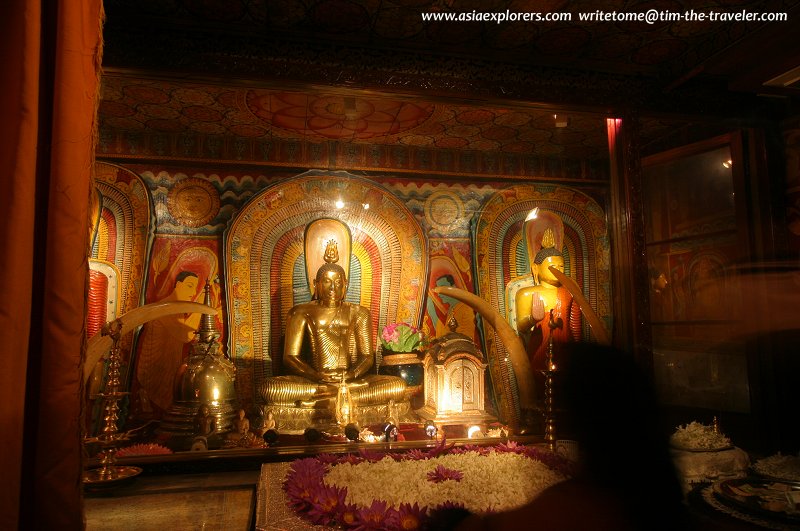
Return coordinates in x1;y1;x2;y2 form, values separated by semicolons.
432;286;536;414
547;266;611;345
84;301;216;383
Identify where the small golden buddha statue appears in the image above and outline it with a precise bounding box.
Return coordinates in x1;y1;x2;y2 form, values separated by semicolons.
259;241;410;414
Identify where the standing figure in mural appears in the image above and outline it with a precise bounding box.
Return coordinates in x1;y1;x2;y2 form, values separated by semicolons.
136;270;203;415
426;273;476;340
259;241;409;408
512;210;581;374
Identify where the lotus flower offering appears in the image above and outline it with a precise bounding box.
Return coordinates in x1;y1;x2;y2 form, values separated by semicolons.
283;440;573;529
115;443;173;457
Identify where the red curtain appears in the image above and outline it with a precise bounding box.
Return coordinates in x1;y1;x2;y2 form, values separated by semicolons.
0;0;103;528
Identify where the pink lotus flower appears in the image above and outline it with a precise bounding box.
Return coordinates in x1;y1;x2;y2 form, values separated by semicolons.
496;440;521;453
426;464;463;483
283;458;327;511
380;322;424;353
404;449;428;461
431;500;466;511
353;499;391;530
340;454;365;465
358;447;384;462
394;502;427;530
337;501;360;528
316;452;340;464
426;436;454;458
521;446;577;477
306;483;347;525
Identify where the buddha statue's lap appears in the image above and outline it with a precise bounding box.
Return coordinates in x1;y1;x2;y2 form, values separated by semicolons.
261;373;408;406
258;245;410;423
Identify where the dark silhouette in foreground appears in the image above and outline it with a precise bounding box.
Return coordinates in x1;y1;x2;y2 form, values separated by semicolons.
447;342;692;531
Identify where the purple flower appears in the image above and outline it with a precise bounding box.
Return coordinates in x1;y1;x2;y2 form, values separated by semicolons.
338;501;360;529
432;500;466;511
306;483;347;525
427;464;463;483
404;449;428;461
353;499;391;530
496;440;521;453
382;323;400;343
341;454;365;465
316;452;340;464
358;447;384;462
520;445;576;477
426;436;454;458
380;322;424;352
394;502;427;530
283;458;329;512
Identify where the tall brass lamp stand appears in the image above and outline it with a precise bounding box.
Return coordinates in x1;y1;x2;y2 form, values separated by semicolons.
83;319;142;485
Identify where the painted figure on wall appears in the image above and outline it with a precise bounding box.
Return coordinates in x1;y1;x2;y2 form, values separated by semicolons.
424;254;477;342
511;209;581;373
131;240;222;419
135;270;204;415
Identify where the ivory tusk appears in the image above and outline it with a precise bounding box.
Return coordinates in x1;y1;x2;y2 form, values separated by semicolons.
84;301;216;383
547;266;611;345
433;286;536;413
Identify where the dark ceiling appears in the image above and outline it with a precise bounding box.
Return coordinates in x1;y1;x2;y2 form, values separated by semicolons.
98;0;800;165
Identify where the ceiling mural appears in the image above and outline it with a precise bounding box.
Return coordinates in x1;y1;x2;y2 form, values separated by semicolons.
98;0;800;174
99;77;610;160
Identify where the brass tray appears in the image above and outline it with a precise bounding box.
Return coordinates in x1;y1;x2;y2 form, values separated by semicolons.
713;477;800;524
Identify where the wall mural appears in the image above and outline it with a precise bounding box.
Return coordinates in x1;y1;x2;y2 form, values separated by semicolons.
129;238;223;421
102;163;609;428
87;162;154;431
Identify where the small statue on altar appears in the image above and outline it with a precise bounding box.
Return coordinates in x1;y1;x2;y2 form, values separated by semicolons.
193;404;216;436
262;410;276;432
512;210;581;375
226;409;251;442
259;240;410;410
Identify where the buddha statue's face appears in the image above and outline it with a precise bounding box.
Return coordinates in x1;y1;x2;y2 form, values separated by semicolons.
316;268;346;305
537;255;564;285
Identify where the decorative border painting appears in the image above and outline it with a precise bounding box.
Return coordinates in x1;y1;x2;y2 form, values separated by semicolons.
225;171;428;404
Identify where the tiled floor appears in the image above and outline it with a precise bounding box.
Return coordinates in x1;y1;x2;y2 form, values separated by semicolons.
84;470;260;530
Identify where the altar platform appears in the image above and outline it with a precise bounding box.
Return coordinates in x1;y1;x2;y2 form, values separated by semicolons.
84;437;784;531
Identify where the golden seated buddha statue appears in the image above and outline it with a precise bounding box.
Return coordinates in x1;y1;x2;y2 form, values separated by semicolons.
259;240;416;432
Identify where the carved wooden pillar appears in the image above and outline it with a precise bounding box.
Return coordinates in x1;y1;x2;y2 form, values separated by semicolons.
606;115;652;366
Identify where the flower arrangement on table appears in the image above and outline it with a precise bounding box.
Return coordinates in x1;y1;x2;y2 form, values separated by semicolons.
753;453;800;481
670;421;731;451
283;439;574;530
380;322;425;353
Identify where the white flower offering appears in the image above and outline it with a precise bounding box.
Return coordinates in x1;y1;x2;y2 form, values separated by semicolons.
670;421;731;450
753;453;800;482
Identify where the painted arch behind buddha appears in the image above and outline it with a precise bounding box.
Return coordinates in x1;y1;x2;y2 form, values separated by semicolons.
473;184;611;424
225;171;428;403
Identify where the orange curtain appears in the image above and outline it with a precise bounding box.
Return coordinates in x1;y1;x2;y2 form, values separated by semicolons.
0;0;103;529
